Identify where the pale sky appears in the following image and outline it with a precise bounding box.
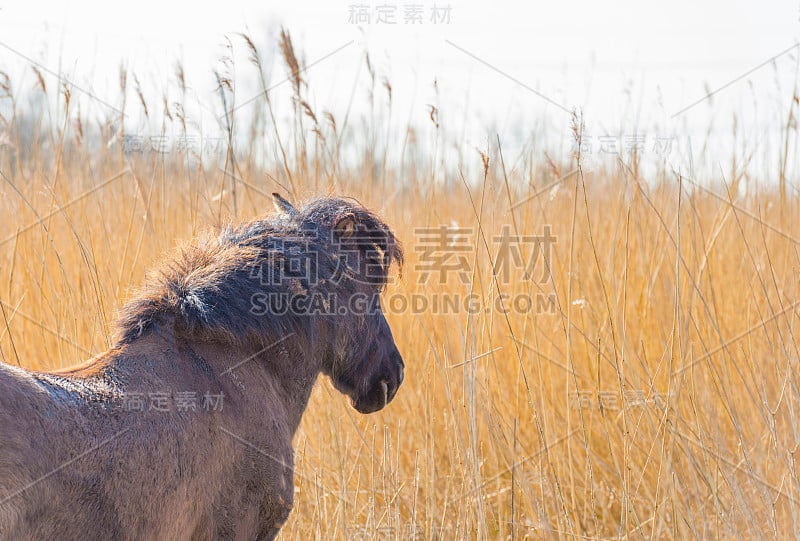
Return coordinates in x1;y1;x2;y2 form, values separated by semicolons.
1;1;798;178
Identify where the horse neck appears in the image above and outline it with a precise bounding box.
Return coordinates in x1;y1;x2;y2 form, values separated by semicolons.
187;336;321;435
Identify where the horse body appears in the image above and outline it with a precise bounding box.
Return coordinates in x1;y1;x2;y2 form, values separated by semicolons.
0;331;312;540
0;196;404;540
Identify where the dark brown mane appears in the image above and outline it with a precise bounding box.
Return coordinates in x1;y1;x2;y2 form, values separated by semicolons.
112;197;403;347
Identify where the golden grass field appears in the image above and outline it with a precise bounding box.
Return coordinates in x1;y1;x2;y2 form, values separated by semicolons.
2;36;800;540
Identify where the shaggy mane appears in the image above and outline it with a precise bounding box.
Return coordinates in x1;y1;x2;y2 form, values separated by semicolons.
112;197;403;347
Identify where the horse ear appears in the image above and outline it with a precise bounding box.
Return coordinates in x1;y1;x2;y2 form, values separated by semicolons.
334;215;357;239
272;193;296;216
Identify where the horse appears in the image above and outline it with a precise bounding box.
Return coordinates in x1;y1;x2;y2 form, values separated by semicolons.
0;194;404;540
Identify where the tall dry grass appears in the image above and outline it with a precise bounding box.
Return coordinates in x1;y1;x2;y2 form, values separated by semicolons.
1;32;799;540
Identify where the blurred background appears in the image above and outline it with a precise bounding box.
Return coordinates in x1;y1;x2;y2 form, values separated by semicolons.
2;0;798;179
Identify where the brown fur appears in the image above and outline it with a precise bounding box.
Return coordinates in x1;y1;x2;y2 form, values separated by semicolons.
0;196;404;540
